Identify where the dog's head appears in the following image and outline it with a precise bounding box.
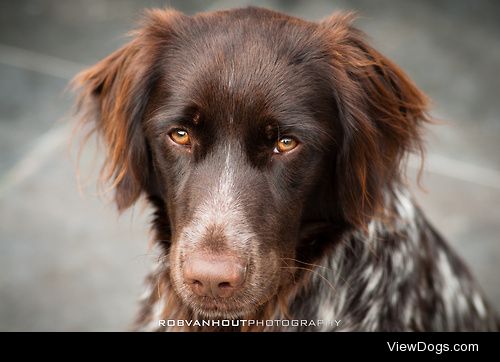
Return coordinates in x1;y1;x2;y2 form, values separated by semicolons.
74;7;428;318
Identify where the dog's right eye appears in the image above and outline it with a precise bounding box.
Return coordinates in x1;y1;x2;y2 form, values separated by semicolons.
169;129;191;146
274;137;298;154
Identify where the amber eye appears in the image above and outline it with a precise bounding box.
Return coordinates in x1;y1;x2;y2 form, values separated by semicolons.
274;137;298;153
170;129;191;146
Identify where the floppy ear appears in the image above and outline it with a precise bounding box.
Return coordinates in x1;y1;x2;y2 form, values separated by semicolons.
320;13;430;228
73;9;182;210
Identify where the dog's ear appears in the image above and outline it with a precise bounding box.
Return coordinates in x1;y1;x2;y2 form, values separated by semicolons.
320;13;430;228
73;9;183;210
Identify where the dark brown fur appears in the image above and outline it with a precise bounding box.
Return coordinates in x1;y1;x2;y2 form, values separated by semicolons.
73;7;498;331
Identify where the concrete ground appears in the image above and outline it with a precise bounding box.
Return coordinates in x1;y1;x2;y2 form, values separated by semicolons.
0;0;499;331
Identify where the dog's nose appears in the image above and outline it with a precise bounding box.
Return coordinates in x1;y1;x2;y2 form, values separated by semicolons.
183;253;247;298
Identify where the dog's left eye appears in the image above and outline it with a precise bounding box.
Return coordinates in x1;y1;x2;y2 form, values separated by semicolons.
169;129;191;146
274;137;298;154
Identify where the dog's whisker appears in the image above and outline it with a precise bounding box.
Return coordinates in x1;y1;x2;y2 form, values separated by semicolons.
156;253;170;263
280;257;356;292
281;266;337;293
281;257;333;271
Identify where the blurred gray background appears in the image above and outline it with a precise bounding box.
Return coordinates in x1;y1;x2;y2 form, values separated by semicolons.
1;0;499;331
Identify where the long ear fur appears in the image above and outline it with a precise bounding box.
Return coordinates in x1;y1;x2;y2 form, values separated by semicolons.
320;13;431;228
72;9;183;210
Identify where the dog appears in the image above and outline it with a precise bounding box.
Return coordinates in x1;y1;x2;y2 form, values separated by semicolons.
73;7;499;331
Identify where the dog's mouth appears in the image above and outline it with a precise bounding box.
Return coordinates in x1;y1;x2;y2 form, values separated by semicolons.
175;271;281;319
170;242;284;319
186;295;259;319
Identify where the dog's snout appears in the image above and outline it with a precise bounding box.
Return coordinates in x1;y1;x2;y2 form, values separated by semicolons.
184;253;247;298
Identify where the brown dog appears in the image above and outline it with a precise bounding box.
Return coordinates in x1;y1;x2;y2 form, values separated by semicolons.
74;7;498;331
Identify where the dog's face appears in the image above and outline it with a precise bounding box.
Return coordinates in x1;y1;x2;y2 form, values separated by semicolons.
145;19;336;317
74;8;427;318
